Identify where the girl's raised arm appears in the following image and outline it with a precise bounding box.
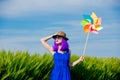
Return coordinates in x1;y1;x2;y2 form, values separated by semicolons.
40;35;54;55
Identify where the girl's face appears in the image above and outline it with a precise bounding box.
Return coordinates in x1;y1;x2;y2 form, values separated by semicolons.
54;36;62;45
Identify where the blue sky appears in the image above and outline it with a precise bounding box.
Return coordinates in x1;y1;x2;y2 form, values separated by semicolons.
0;0;120;57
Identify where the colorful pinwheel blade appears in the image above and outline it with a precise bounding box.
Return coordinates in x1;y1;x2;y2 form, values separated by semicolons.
95;18;102;25
96;26;103;31
91;12;98;24
81;19;90;26
84;24;91;34
91;30;98;34
83;15;93;24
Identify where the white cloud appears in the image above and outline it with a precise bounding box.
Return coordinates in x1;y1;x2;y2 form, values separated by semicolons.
0;0;118;18
0;29;30;34
0;19;119;57
0;34;47;54
52;20;80;27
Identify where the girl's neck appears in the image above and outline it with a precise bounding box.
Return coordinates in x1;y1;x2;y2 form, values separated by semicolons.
58;45;62;50
58;45;64;54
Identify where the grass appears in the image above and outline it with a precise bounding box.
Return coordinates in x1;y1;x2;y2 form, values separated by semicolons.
0;50;120;80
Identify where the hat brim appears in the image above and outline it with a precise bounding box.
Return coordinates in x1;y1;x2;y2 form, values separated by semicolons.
52;35;69;40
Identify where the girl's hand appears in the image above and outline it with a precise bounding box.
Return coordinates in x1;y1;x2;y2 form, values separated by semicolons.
79;55;84;61
53;33;57;36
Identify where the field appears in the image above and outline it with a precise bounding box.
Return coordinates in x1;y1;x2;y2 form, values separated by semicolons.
0;50;120;80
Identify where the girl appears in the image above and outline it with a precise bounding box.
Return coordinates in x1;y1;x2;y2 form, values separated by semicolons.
40;31;84;80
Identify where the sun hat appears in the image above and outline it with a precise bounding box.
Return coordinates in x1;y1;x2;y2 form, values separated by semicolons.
52;31;69;40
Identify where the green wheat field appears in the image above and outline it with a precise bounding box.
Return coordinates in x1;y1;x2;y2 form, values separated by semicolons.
0;50;120;80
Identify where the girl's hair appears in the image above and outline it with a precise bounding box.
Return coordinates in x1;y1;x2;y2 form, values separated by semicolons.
53;38;69;52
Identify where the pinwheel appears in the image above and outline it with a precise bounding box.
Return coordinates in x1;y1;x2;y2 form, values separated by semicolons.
80;12;103;55
81;12;103;34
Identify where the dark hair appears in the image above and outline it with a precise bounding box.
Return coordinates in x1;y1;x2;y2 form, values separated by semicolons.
53;38;69;51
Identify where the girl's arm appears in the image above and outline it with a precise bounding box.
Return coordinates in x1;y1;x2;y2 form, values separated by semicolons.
69;50;84;67
40;35;54;55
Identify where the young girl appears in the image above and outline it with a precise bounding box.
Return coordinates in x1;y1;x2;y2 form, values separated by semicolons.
40;31;84;80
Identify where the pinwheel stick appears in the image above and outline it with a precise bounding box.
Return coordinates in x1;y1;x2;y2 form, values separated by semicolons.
82;32;90;55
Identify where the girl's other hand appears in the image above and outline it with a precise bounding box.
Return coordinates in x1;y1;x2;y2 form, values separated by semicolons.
79;55;84;61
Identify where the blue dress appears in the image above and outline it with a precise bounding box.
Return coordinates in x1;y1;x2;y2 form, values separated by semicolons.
50;51;71;80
